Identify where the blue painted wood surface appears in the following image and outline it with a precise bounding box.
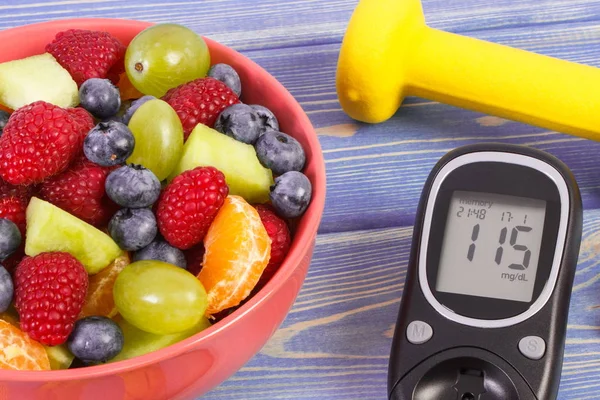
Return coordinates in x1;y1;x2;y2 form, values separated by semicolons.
4;0;600;399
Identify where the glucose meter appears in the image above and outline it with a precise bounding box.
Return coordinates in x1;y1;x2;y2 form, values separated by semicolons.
388;143;582;400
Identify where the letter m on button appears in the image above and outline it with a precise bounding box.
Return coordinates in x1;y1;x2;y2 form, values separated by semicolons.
406;321;433;344
411;323;426;338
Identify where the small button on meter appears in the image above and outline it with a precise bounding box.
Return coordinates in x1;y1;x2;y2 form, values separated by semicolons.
406;321;433;345
519;336;546;360
388;144;583;400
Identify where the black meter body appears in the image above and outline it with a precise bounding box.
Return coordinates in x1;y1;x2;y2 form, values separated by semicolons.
388;144;582;400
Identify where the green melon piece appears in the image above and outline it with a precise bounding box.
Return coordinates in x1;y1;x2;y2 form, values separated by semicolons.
110;315;211;362
0;53;79;110
25;197;122;274
169;124;274;204
44;344;75;370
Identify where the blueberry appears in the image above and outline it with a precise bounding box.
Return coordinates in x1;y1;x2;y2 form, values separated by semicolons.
105;164;161;208
122;95;155;125
0;110;9;135
108;208;157;251
79;78;122;119
214;103;262;144
84;121;135;167
255;130;306;175
0;266;13;313
250;104;279;133
133;239;187;269
208;63;241;97
67;316;124;364
270;171;312;218
0;219;21;261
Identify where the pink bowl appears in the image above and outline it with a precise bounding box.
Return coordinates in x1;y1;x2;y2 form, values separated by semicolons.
0;18;326;400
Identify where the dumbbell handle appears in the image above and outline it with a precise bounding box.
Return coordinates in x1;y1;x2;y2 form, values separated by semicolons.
409;27;600;140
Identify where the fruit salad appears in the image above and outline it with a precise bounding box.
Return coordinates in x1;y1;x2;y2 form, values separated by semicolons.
0;23;311;370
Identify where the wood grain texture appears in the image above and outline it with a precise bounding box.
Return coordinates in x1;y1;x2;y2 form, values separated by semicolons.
3;0;600;399
2;0;600;50
206;212;600;399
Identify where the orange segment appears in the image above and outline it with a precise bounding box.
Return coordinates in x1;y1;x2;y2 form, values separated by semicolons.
79;254;130;319
0;319;50;370
117;72;144;101
199;195;271;315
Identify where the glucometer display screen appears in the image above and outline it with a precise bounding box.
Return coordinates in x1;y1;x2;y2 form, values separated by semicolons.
436;190;547;303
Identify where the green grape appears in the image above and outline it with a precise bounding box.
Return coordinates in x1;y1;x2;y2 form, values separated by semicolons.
127;99;184;180
125;24;210;97
110;315;211;362
25;197;122;274
113;260;208;335
169;124;274;204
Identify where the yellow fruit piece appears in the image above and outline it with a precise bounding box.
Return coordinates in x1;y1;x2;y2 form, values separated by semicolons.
44;344;74;370
79;254;130;319
199;195;271;315
0;53;79;110
0;320;50;371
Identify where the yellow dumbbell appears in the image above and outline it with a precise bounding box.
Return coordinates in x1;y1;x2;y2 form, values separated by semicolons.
336;0;600;140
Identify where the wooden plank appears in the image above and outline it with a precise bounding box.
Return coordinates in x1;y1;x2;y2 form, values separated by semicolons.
3;0;600;52
0;0;356;51
203;210;600;399
424;0;600;35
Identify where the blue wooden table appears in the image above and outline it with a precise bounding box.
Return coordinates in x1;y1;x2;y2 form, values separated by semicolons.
5;0;600;398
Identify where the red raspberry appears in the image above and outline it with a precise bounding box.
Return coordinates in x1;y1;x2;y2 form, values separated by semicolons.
0;180;35;272
40;158;118;226
46;29;125;87
0;178;35;236
255;204;291;287
157;166;229;249
0;101;86;185
66;108;95;159
162;77;240;139
0;180;35;201
15;252;88;346
0;196;27;236
67;107;95;139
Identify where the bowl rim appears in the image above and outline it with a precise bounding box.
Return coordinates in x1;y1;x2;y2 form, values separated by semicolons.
0;17;326;381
